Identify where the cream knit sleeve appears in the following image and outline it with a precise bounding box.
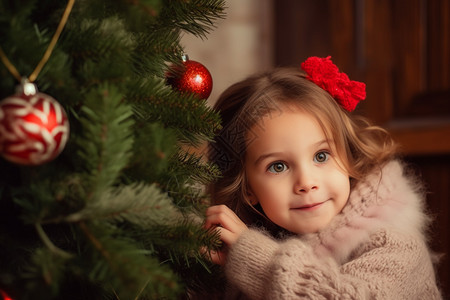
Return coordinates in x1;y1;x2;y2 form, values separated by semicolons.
224;229;441;300
225;229;366;299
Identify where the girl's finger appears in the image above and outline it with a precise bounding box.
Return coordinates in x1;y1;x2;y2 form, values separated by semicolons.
206;205;241;222
206;223;242;246
208;249;227;266
204;212;243;234
204;212;229;229
205;205;243;228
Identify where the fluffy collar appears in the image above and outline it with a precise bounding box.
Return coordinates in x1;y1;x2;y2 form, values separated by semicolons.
303;160;430;263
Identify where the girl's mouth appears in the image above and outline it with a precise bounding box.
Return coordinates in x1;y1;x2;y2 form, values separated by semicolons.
293;201;326;211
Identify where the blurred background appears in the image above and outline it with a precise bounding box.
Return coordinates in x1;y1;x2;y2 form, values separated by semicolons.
182;0;450;297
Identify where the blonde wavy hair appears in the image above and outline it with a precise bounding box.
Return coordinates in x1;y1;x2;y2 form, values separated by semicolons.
207;68;397;231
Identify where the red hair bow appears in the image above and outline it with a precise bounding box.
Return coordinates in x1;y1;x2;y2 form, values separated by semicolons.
301;56;366;112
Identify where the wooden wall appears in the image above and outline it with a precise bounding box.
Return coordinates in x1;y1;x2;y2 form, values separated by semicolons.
274;0;450;297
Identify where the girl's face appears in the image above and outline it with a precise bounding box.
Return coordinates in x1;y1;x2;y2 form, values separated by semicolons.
245;108;350;234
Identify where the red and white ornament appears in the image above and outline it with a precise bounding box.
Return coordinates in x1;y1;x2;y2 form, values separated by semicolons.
0;81;69;165
166;55;213;100
0;289;13;300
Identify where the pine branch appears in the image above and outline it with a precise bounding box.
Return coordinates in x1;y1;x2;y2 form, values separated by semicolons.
165;182;209;211
124;122;177;185
138;221;221;263
76;83;135;202
127;76;222;145
148;149;219;210
158;0;226;39
130;28;184;77
77;221;181;299
12;174;84;225
19;247;70;299
65;183;181;228
35;223;73;259
171;150;221;185
0;2;63;97
64;16;135;86
1;0;227;298
133;220;225;298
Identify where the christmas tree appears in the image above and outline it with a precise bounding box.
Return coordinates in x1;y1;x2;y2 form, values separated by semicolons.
0;0;225;299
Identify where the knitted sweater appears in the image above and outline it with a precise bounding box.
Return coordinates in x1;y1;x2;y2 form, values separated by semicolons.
224;161;442;299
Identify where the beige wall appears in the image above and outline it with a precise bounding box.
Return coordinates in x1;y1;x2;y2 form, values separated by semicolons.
181;0;274;106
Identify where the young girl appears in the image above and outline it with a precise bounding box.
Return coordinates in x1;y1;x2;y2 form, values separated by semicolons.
204;57;442;299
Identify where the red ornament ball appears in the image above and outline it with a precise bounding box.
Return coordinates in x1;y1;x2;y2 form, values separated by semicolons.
0;84;70;166
0;289;13;300
166;57;213;100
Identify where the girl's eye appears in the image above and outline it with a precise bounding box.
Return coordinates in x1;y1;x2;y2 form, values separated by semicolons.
268;162;287;173
314;151;330;163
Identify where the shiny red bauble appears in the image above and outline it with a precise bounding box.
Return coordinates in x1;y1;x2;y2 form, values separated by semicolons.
166;57;213;100
0;289;13;300
0;82;69;165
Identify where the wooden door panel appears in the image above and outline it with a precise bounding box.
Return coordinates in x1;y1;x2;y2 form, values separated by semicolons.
275;0;450;296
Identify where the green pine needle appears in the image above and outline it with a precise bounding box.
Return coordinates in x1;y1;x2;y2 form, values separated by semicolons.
65;183;182;228
0;0;226;298
77;222;181;299
128;76;222;145
158;0;226;39
76;83;135;202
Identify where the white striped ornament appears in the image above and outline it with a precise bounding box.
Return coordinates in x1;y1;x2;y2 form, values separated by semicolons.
0;86;69;166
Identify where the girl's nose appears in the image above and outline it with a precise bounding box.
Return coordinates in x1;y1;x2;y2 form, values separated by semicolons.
297;184;318;193
294;166;318;193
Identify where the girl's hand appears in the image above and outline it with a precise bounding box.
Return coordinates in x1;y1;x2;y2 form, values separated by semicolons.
204;204;249;265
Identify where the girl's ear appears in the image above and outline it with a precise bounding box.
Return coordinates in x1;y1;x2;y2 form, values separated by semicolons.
247;189;259;205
